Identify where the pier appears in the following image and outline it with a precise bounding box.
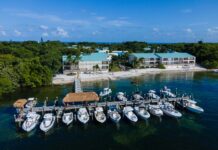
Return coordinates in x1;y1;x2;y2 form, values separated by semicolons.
13;78;184;124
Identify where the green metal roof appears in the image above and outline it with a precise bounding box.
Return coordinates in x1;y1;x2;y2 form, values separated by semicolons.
132;53;159;59
62;53;109;62
156;52;195;58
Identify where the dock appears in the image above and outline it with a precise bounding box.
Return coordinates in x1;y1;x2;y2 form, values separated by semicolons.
13;78;184;124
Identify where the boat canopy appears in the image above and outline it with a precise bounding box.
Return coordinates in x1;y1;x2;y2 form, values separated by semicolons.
123;106;133;112
63;92;99;103
13;99;27;108
28;97;35;101
117;92;124;95
96;107;103;112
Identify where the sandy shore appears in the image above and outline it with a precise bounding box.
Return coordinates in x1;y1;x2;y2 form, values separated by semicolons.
52;66;207;85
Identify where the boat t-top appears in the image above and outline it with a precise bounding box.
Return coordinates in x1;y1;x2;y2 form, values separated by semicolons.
22;112;40;132
77;108;90;124
107;105;121;123
99;88;112;97
148;104;163;117
94;107;107;123
177;98;204;114
40;113;56;132
116;92;128;101
160;102;182;118
132;92;144;101
134;106;150;120
123;106;138;123
62;112;74;125
160;86;176;98
147;90;160;99
25;97;37;108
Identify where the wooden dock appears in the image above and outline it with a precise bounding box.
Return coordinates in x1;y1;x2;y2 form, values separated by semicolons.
20;97;180;114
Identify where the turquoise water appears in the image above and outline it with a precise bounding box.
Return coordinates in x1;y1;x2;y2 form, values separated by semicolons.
0;72;218;150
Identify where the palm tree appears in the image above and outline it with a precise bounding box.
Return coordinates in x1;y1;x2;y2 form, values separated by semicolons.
67;54;81;71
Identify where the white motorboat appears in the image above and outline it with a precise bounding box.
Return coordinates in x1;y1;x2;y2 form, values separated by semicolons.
116;92;128;101
160;86;176;98
77;108;90;124
62;112;73;125
147;90;160;99
134;106;150;120
132;92;144;101
213;69;218;73
160;102;182;118
149;104;163;117
177;98;204;114
94;107;106;123
107;105;121;123
99;88;112;97
40;113;56;132
25;97;37;108
22;112;40;132
123;106;138;122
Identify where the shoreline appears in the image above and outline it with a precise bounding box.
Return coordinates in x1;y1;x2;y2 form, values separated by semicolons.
52;66;207;85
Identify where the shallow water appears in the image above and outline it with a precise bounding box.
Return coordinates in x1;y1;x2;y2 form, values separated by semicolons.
0;71;218;150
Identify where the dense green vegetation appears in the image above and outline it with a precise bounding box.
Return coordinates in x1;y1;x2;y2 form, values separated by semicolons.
0;40;218;96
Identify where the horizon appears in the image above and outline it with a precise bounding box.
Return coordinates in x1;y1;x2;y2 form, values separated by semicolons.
0;0;218;43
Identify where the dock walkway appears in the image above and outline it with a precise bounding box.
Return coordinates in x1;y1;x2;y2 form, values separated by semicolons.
21;97;180;114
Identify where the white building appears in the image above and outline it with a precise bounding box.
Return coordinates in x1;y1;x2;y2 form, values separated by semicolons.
129;52;196;68
63;53;110;74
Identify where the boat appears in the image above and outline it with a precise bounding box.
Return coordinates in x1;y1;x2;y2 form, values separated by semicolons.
22;112;40;132
147;90;160;99
177;98;204;114
123;106;138;122
62;112;73;125
134;106;150;120
77;108;90;124
116;92;128;101
40;113;56;132
132;92;144;101
25;97;37;108
160;86;176;98
214;69;218;73
107;105;121;123
148;104;163;117
99;88;112;97
160;102;182;118
94;107;107;123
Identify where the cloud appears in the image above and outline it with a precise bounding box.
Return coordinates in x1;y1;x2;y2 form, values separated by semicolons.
185;28;192;33
52;27;68;37
181;9;192;13
92;31;101;36
153;27;159;32
106;19;132;27
42;32;49;37
40;25;48;30
95;16;106;21
15;12;90;26
207;27;218;34
0;30;7;36
14;29;22;36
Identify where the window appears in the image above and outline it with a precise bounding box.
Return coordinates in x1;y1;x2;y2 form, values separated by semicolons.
163;58;168;61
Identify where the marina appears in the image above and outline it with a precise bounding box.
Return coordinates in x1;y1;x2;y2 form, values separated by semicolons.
0;72;217;150
13;77;204;132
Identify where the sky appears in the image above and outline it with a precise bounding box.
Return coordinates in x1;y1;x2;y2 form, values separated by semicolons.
0;0;218;42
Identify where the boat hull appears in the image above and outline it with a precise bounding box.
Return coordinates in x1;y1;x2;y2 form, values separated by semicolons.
62;113;73;125
40;116;56;133
186;106;204;114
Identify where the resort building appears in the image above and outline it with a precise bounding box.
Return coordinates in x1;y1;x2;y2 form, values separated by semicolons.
62;53;110;74
156;52;196;69
129;52;196;68
129;53;159;68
